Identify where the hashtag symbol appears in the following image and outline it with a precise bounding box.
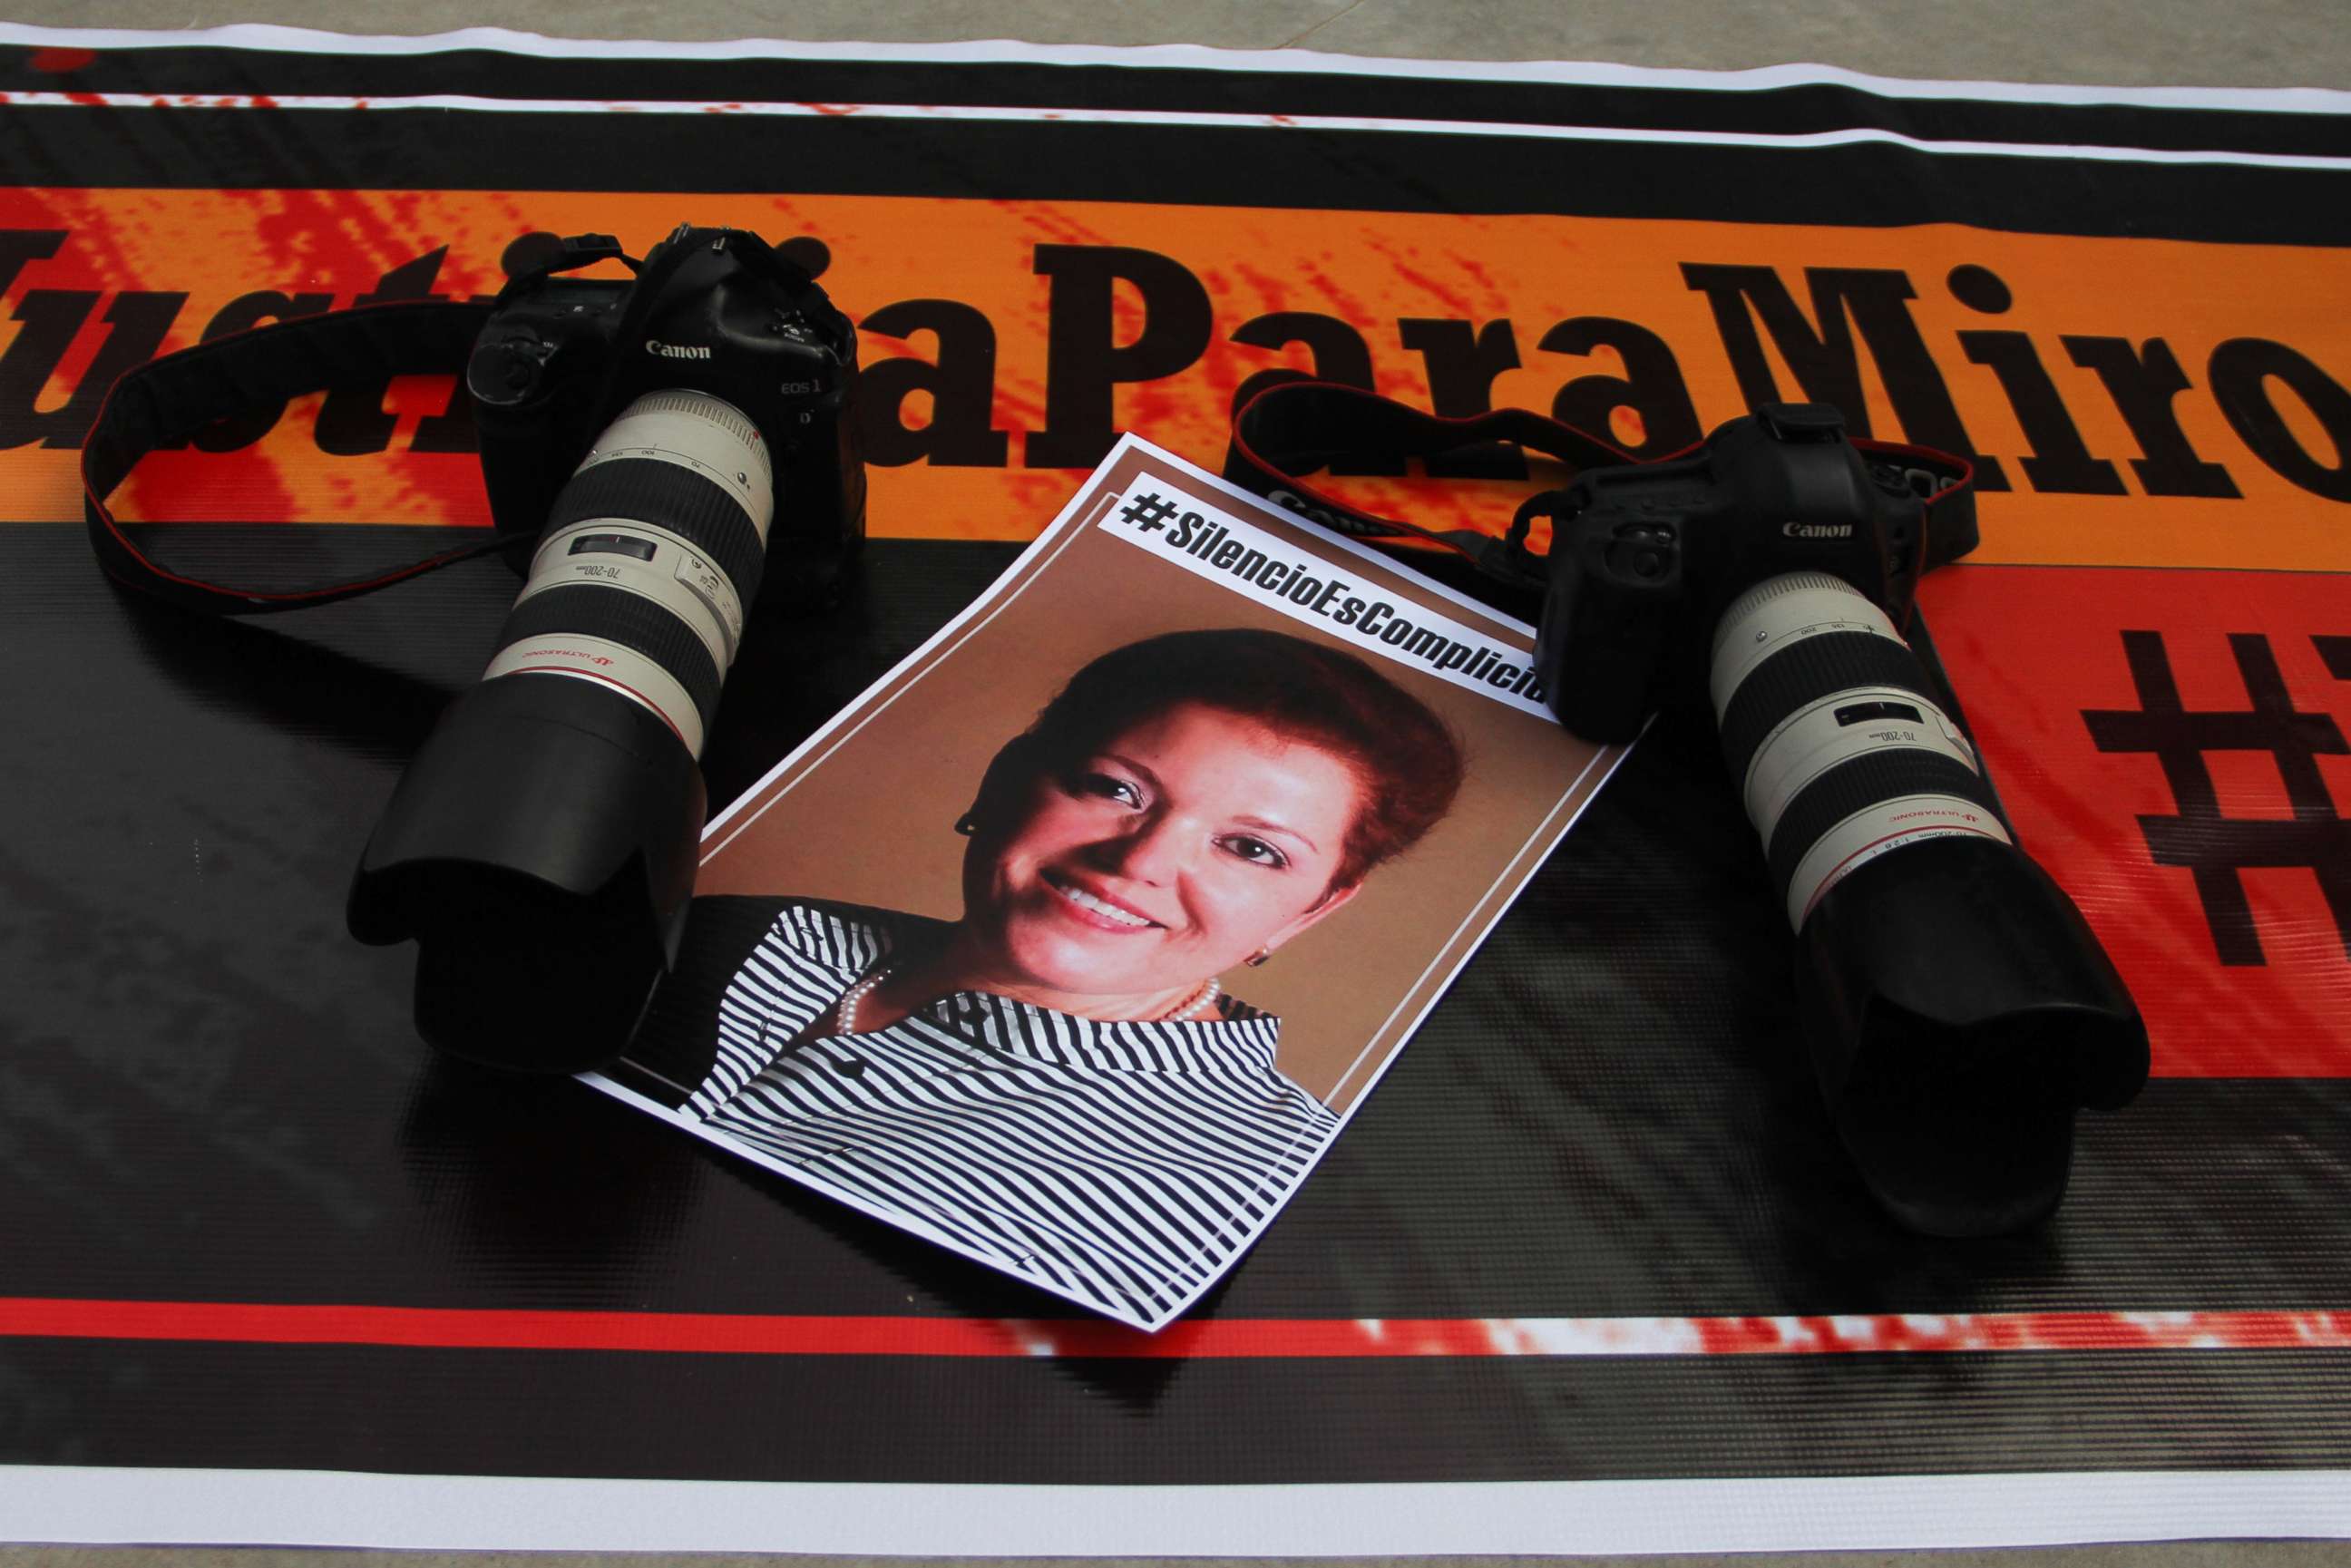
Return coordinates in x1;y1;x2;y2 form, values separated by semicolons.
1117;491;1176;531
2083;630;2351;965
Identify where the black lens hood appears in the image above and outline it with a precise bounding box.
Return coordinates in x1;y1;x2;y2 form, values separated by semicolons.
348;676;706;1073
1794;834;2151;1236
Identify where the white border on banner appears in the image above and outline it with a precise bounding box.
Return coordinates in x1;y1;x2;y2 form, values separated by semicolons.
4;1464;2349;1553
0;21;2346;118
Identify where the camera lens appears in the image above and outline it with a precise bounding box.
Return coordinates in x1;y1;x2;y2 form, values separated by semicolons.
480;388;775;758
1709;571;2012;931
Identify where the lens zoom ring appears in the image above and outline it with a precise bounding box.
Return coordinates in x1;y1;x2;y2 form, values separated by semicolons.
1764;750;2005;899
495;584;723;733
1719;631;1942;774
549;460;766;603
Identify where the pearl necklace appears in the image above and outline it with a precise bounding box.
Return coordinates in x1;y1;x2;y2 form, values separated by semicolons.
832;966;894;1035
1161;978;1223;1022
831;968;1220;1033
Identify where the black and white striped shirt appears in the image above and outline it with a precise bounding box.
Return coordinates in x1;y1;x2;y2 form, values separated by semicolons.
679;899;1339;1326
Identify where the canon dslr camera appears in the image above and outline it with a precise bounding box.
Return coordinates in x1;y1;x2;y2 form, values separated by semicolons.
349;224;863;1072
1535;404;2149;1236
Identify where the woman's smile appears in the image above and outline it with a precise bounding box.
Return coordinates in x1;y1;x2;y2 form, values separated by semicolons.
955;700;1366;1011
1041;870;1158;930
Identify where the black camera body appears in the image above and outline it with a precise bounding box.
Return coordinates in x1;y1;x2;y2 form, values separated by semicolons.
468;227;864;590
1221;383;2146;1235
348;225;864;1072
1530;401;2146;1236
1534;403;1959;744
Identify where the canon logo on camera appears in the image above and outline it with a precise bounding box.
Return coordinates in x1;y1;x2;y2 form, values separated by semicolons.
645;340;712;360
1781;521;1855;538
1269;486;1384;538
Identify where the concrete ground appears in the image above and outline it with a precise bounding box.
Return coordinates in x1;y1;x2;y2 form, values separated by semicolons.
1;0;2345;1564
8;0;2351;87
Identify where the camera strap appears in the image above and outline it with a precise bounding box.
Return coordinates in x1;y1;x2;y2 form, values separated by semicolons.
83;229;848;618
80;297;509;615
1224;381;1979;592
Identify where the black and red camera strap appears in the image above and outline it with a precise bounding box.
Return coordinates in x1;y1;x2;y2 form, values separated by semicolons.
86;316;1977;618
80;229;846;618
1224;379;1980;591
79;297;504;615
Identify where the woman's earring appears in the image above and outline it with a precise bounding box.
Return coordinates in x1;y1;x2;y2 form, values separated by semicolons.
1246;948;1272;968
954;813;978;837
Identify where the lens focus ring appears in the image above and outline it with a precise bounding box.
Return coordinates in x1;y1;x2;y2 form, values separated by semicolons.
495;584;724;735
1763;749;2005;894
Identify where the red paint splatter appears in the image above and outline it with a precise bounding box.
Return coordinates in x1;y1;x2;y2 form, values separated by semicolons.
29;46;96;74
1365;237;1480;320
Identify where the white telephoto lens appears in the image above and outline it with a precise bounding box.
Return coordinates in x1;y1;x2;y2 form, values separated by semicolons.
577;388;775;540
1712;571;2013;930
484;389;774;759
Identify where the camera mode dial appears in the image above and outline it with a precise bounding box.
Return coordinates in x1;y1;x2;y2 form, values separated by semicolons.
468;333;555;407
1605;521;1681;584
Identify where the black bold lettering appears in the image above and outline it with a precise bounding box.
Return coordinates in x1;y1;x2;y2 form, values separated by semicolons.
2062;336;2239;499
188;289;336;453
2207;338;2351;503
1400;318;1524;478
0;287;185;451
316;248;448;457
1222;312;1382;472
1027;245;1210;469
1683;263;2005;490
1958;331;2125;494
0;229;65;297
1537;316;1702;459
1228;312;1394;475
856;298;1010;468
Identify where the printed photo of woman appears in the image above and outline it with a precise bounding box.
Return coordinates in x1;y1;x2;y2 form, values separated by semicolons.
601;442;1618;1329
653;628;1464;1322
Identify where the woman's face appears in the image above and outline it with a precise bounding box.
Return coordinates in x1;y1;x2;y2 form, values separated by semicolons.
961;702;1364;1010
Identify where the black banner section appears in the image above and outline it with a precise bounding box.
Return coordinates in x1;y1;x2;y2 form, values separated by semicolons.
5;528;2349;1329
5;40;2348;158
7;1338;2351;1483
0;102;2346;248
